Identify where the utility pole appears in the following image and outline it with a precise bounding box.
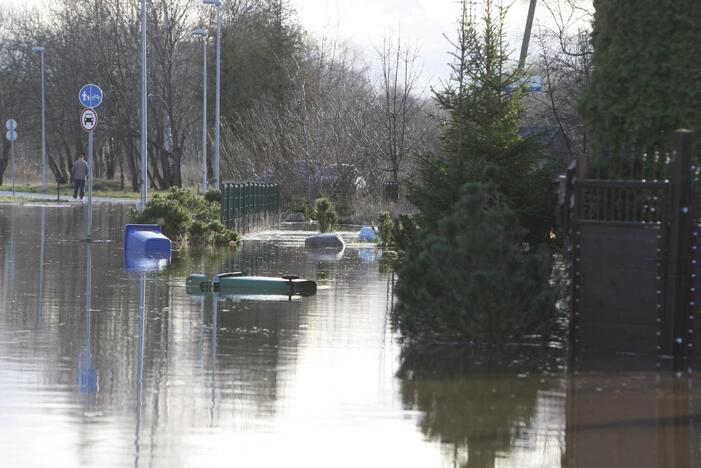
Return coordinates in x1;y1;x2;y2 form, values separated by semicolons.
519;0;538;69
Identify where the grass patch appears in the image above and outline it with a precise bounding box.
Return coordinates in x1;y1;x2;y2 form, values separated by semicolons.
0;181;168;199
0;195;38;203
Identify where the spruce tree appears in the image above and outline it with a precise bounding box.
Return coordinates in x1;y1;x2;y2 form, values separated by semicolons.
392;0;558;346
394;184;557;346
410;0;555;244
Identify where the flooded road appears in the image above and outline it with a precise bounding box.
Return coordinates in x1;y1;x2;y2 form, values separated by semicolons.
0;204;700;468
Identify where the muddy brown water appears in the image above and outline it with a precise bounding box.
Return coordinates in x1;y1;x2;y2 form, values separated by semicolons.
0;204;699;468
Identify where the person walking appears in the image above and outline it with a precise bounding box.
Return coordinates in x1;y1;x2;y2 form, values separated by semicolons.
72;153;89;200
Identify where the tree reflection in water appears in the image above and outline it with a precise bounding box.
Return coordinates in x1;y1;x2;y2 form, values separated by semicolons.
397;345;562;468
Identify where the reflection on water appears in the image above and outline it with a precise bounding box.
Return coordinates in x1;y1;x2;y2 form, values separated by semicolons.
397;347;564;468
563;355;701;468
77;244;97;395
0;205;700;467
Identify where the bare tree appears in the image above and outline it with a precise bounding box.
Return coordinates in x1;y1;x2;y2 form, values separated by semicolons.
0;0;438;201
525;0;593;160
0;11;26;185
373;31;426;186
0;0;203;190
148;0;200;189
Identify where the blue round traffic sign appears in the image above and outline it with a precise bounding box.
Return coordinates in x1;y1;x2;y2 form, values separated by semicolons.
79;84;103;108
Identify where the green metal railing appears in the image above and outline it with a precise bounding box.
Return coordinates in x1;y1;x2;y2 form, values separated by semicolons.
221;182;280;232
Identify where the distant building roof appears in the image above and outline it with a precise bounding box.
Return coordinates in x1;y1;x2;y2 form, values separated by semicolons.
519;126;571;162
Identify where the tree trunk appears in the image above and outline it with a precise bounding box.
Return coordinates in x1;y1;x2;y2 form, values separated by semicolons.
0;140;9;186
105;137;117;180
119;141;125;190
172;147;182;187
126;137;139;192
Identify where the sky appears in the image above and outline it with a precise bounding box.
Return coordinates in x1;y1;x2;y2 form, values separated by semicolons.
291;0;544;87
2;0;593;87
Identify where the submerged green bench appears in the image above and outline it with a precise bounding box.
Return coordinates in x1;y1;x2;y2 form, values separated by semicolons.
186;272;317;298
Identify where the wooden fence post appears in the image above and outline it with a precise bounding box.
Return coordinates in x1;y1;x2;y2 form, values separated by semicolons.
663;129;693;356
576;151;588;180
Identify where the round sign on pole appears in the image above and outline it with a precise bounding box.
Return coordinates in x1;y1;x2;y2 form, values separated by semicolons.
81;109;98;132
5;119;17;131
6;129;17;142
79;84;104;109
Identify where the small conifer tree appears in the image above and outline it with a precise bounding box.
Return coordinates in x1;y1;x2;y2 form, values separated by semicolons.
393;0;558;346
315;197;337;233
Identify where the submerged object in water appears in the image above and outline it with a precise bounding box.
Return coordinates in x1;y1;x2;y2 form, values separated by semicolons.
359;226;377;242
284;212;306;223
186;272;317;297
124;224;172;258
124;224;172;273
305;232;345;250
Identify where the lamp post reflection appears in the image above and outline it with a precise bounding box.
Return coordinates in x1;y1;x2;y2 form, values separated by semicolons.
133;271;146;468
78;243;98;396
124;251;170;468
210;292;218;426
3;205;16;298
35;207;46;329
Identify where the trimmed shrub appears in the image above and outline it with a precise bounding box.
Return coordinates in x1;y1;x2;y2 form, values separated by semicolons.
188;220;210;245
284;198;315;220
129;187;240;248
378;211;394;247
334;200;353;223
129;194;190;241
315;197;337;233
204;189;222;204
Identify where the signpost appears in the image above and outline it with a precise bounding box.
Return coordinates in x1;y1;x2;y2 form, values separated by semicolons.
5;119;17;196
79;85;102;242
504;76;543;94
79;84;103;109
81;109;98;132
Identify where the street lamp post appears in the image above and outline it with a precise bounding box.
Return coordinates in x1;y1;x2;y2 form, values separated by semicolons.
140;0;148;212
202;0;221;189
192;28;208;193
32;46;46;192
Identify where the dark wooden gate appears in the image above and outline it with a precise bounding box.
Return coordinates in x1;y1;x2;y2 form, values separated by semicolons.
567;130;698;357
572;180;668;354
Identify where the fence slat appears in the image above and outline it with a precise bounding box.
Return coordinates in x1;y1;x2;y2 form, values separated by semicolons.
220;181;281;233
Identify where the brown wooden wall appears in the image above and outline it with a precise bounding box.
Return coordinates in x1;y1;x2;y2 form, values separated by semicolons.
574;224;662;354
565;131;700;358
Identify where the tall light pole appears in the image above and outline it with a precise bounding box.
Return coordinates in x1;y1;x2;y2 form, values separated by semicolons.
192;28;208;193
139;0;148;211
32;46;46;192
203;0;221;189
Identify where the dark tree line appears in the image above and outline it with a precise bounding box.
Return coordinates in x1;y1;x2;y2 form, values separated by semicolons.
0;0;436;201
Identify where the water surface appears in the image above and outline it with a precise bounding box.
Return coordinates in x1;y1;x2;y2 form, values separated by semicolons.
0;204;699;468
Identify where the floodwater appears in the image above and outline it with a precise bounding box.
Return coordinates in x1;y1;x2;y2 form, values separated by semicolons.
1;204;700;468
